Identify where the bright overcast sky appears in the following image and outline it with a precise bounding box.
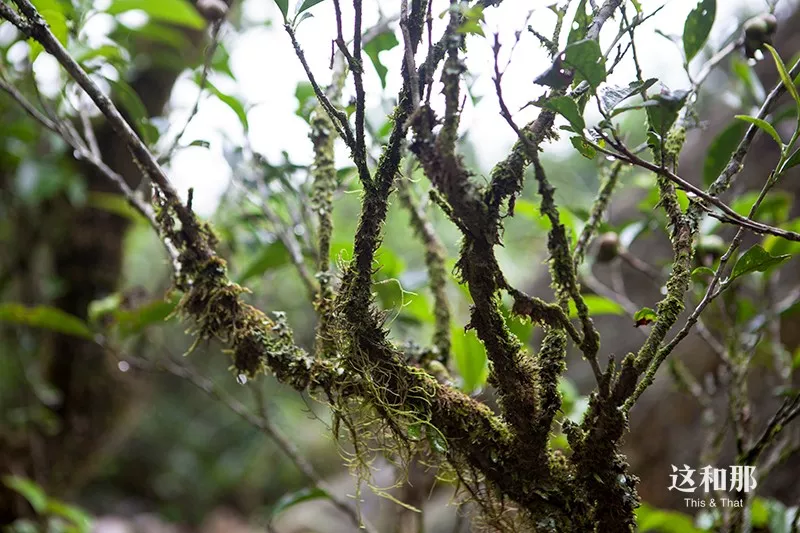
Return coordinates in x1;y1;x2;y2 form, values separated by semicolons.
92;1;788;214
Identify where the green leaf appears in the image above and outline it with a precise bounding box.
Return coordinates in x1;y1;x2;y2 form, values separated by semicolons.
406;423;423;441
294;81;316;122
363;30;400;88
541;96;585;133
46;500;93;533
751;497;769;527
198;76;249;132
457;19;485;37
691;266;715;280
637;503;704;533
86;192;148;224
568;295;624;318
703;120;747;186
610;100;660;118
75;44;128;67
633;307;657;326
570;136;596;159
567;0;589;44
293;11;314;29
427;428;448;454
14;161;85;206
780;146;800;173
731;55;764;102
271;487;331;519
115;298;179;338
297;0;326;14
764;45;800;109
765;498;791;533
646;89;689;138
451;326;488;393
237;241;291;284
730;244;790;281
29;2;68;62
88;293;123;323
735;115;782;146
599;78;657;113
107;79;157;145
396;291;434;326
501;303;533;345
563;39;606;89
558;377;578;415
106;0;205;29
31;0;71;14
0;304;93;340
619;220;649;249
119;22;191;49
211;43;234;79
3;476;48;514
682;0;715;62
762;219;800;259
273;0;289;19
730;190;790;223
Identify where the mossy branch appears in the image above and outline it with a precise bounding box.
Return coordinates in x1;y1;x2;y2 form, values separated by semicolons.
310;106;337;358
573;161;624;268
396;175;452;361
410;89;542;452
531;157;601;372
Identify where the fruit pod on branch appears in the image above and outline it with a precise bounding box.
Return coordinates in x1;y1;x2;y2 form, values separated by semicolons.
743;13;778;59
196;0;229;22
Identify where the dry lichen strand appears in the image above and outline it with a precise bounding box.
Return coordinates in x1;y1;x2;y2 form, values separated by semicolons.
177;257;320;387
154;195;328;388
323;258;588;527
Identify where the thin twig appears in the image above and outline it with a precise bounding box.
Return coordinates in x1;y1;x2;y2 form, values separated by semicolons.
595;133;800;242
285;15;371;187
0;73;57;131
0;72;176;263
78;105;101;158
233;180;318;297
120;352;376;533
3;0;212;270
399;0;420;110
160;21;224;163
493;34;602;384
351;0;367;175
396;172;452;360
573;162;624;268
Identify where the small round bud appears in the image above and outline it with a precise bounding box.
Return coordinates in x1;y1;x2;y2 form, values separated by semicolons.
743;13;778;59
197;0;228;22
596;232;620;263
762;13;778;33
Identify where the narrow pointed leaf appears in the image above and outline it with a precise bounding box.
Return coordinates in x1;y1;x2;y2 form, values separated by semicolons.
764;44;800;107
297;0;326;14
0;304;94;340
735;115;782;146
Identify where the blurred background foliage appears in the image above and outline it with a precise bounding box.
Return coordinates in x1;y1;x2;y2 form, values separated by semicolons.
2;0;800;531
